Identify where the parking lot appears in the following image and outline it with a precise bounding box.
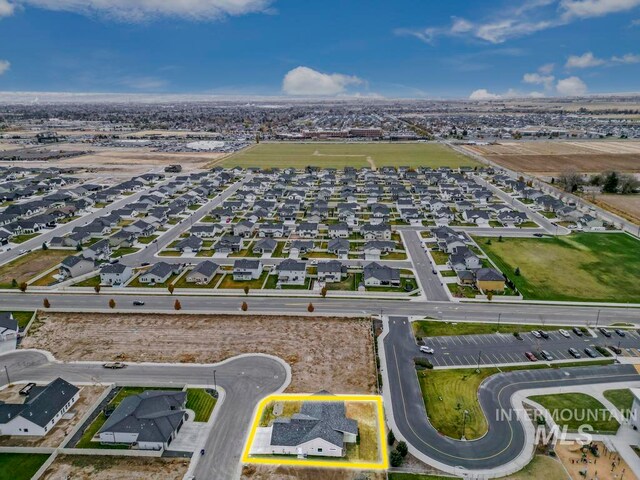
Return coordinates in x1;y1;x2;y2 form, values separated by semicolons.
418;328;640;367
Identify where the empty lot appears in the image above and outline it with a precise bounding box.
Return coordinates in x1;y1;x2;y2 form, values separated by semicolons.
22;313;377;394
222;142;479;169
41;455;188;480
0;250;69;288
594;194;640;225
462;141;640;173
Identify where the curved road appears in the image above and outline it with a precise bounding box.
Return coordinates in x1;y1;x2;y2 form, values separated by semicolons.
383;316;640;472
0;350;289;479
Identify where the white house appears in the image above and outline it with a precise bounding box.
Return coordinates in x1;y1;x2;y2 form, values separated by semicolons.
100;264;133;286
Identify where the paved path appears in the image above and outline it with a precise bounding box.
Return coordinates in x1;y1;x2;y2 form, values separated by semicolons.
382;316;640;473
0;350;289;479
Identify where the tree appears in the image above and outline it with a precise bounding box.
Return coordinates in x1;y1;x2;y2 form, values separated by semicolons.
94;284;101;294
244;285;250;296
307;302;315;313
387;429;395;446
168;283;175;295
320;286;328;298
19;282;27;293
108;298;116;309
43;298;50;308
487;291;494;301
76;244;82;252
515;267;521;276
174;299;182;311
390;450;403;468
619;174;640;194
396;440;408;457
241;301;248;312
498;235;503;242
602;170;619;193
558;169;583;193
42;242;48;251
11;279;17;288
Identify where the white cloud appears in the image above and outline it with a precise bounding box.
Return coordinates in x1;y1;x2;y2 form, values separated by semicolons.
0;0;15;17
538;63;556;74
556;76;588;96
3;0;273;21
565;52;606;68
560;0;640;19
469;88;546;100
523;72;556;89
469;89;502;100
611;53;640;63
282;66;364;96
0;60;10;75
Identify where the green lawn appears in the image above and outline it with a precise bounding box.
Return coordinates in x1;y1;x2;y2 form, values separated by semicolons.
73;275;101;287
222;142;479;169
0;453;50;480
218;271;268;289
0;311;34;328
11;233;40;244
603;389;634;418
137;235;159;244
110;247;140;258
417;361;614;440
474;233;640;302
529;392;620;433
186;388;217;422
412;320;575;338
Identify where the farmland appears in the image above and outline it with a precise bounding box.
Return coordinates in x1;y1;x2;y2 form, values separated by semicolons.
475;233;640;303
221;142;479;169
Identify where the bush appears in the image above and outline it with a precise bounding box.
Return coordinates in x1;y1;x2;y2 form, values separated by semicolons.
244;285;250;295
43;298;50;308
414;358;433;370
515;267;521;276
390;450;403;467
94;284;101;294
387;429;395;446
307;302;315;313
396;441;408;457
595;346;612;357
108;298;116;309
19;282;27;293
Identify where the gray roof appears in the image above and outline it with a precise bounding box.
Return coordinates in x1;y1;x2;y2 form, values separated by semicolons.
99;390;186;444
317;260;344;273
190;260;219;277
476;268;505;282
61;255;90;268
0;312;17;332
363;262;400;282
234;259;261;270
144;262;174;279
101;263;129;274
277;259;306;272
0;377;79;427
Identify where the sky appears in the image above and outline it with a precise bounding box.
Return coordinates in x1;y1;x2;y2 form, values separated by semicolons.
0;0;639;99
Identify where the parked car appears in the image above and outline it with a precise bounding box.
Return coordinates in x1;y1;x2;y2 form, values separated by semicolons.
539;330;550;339
572;327;583;336
103;362;127;369
419;345;434;354
540;350;554;361
568;347;581;358
525;351;537;362
599;327;612;338
614;329;627;337
609;345;623;355
133;300;145;306
559;329;570;338
584;347;598;358
531;330;541;338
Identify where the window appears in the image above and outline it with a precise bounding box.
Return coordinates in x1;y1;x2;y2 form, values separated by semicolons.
317;448;322;453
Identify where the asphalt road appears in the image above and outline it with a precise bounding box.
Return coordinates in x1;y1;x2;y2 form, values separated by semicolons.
383;316;640;471
420;328;640;367
0;350;288;479
401;230;450;301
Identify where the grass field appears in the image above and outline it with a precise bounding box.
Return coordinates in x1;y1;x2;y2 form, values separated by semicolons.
475;233;640;303
412;320;574;338
529;393;620;433
221;142;479;169
186;388;217;422
0;453;50;480
0;249;69;288
603;388;634;417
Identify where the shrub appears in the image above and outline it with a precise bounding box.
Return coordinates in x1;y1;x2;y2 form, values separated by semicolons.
43;298;50;308
94;284;101;294
595;346;612;357
108;298;116;309
174;299;182;311
387;430;395;446
168;283;175;295
19;282;27;293
321;286;328;298
414;358;433;370
244;285;250;295
515;267;521;276
397;441;408;457
307;302;315;313
241;301;248;312
390;450;403;467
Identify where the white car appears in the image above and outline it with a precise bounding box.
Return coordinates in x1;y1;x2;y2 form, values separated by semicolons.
531;330;541;338
419;345;434;354
559;329;570;338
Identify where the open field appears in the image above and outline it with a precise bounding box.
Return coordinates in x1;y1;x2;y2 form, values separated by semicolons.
0;250;70;288
221;143;479;169
41;455;188;480
594;194;640;225
461;141;640;173
22;313;377;394
475;233;640;303
529;393;619;433
241;465;385;480
0;453;51;480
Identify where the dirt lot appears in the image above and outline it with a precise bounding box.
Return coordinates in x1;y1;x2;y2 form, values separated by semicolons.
461;141;640;173
555;441;637;480
0;385;106;447
0;249;70;288
22;313;377;394
241;465;385;480
41;455;188;480
594;194;640;224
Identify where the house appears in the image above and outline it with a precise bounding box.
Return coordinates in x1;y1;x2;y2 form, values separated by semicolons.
276;259;307;286
176;236;203;254
214;235;244;254
82;239;111;261
462;210;491;226
139;262;182;284
97;390;187;450
363;241;395;260
267;395;358;458
296;222;318;238
327;238;350;258
361;223;392;241
289;240;315;259
233;259;263;281
475;268;505;293
100;263;133;286
579;214;605;231
233;221;255;238
328;223;349;239
0;378;79;437
317;261;346;283
185;261;219;285
0;312;18;344
448;247;482;271
59;255;95;279
259;222;286;238
253;238;278;255
363;262;400;287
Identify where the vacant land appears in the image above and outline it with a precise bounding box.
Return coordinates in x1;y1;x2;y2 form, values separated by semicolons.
222;143;479;169
41;455;188;480
0;249;69;288
594;194;640;225
22;313;376;394
475;233;640;302
241;465;385;480
529;393;620;433
462;141;640;173
0;453;50;480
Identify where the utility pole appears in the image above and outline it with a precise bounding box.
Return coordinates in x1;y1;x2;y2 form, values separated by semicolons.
213;369;217;394
596;309;601;329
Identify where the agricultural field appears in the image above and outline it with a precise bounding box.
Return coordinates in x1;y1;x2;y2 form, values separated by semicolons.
475;233;640;303
594;194;640;225
461;141;640;173
221;142;479;169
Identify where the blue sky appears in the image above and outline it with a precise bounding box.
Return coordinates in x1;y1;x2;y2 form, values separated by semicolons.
0;0;639;98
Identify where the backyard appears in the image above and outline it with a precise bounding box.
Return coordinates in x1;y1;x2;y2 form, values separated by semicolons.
474;233;640;302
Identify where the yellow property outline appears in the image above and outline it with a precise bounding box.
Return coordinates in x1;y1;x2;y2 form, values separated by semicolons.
242;393;389;470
